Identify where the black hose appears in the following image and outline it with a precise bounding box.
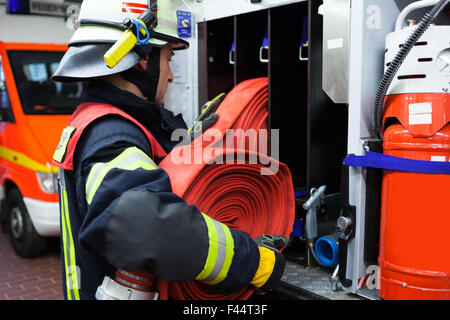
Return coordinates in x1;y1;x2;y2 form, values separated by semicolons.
372;0;449;138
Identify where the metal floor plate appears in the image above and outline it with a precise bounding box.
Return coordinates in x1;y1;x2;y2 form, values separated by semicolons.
280;261;364;300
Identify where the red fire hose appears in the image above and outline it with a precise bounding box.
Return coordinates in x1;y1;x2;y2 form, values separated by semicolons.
211;77;269;132
156;78;296;300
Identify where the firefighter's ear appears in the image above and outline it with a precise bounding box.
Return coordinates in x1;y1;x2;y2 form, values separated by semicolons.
136;56;149;71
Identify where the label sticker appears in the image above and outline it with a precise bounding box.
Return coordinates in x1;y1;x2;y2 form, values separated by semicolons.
408;102;432;125
177;11;192;38
409;102;432;115
430;156;446;162
409;113;432;125
327;38;343;49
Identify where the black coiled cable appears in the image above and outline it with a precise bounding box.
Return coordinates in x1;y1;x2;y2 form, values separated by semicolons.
372;0;448;138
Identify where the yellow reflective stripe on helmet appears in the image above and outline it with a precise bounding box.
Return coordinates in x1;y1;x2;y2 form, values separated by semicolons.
196;213;234;285
148;0;182;47
85;147;157;205
60;187;80;300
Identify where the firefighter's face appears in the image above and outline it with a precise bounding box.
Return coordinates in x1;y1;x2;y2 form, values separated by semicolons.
154;46;175;104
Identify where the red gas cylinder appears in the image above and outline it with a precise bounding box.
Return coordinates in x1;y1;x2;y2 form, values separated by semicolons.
378;92;450;299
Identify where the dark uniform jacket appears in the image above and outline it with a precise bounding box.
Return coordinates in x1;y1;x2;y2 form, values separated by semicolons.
54;80;260;300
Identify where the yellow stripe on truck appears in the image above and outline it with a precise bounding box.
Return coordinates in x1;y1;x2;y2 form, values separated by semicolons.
0;146;58;173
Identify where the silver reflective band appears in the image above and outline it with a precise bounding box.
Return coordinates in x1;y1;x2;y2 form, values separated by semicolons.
85;147;157;204
202;218;228;283
196;213;234;285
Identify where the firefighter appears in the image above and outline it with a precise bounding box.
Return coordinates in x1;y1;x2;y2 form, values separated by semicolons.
51;0;286;300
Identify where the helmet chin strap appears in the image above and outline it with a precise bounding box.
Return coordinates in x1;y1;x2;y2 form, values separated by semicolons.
120;47;161;101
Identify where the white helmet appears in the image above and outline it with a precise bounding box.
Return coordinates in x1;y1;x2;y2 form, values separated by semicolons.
52;0;188;82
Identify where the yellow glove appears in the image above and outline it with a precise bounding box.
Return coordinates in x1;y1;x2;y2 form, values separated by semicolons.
251;235;287;294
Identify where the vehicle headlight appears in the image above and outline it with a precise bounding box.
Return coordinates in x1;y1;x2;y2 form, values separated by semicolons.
36;172;58;194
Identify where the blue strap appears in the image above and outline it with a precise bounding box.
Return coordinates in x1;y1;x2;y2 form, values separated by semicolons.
301;13;308;47
294;190;307;198
262;26;269;49
291;218;303;237
343;151;450;174
133;19;150;46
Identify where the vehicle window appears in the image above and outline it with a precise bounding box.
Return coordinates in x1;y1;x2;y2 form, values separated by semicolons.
7;50;86;115
0;55;13;122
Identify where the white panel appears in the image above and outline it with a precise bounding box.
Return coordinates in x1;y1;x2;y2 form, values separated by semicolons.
164;0;201;128
385;25;450;94
0;5;73;44
198;0;306;22
165;38;199;128
346;0;401;295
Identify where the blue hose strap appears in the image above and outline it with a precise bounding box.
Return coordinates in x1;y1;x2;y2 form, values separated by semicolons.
290;218;303;237
343;151;450;174
262;27;269;49
301;13;308;47
133;19;150;46
294;190;307;198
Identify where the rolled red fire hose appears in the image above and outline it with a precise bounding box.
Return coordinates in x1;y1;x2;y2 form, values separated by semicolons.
212;77;269;132
161;149;295;300
156;78;296;300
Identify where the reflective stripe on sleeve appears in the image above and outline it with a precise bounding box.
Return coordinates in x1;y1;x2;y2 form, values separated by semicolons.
85;147;157;205
60;186;80;300
195;213;235;285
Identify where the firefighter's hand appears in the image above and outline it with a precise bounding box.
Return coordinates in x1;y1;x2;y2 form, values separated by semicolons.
188;93;225;140
251;235;287;294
